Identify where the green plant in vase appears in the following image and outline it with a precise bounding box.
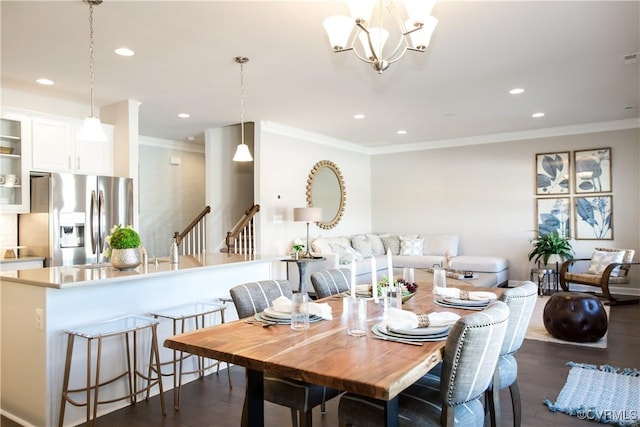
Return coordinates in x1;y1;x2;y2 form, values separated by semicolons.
527;230;574;266
105;225;142;270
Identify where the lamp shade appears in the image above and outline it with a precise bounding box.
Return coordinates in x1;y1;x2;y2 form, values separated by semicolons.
294;207;323;222
77;117;108;142
232;143;253;162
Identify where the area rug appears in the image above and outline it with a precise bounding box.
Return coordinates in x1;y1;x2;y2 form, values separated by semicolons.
544;362;640;426
524;295;609;348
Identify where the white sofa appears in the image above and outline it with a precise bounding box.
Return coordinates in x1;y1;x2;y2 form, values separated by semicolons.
293;233;509;288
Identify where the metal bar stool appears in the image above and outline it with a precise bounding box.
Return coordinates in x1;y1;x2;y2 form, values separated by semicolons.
58;315;166;427
150;301;232;411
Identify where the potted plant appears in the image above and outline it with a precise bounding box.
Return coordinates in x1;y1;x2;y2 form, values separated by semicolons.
527;231;574;266
292;239;305;260
105;224;142;270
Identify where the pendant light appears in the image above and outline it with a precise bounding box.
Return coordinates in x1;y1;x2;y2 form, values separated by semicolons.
232;56;253;162
77;0;107;142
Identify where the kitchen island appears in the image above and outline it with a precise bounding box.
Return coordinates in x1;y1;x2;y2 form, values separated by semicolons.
0;253;282;427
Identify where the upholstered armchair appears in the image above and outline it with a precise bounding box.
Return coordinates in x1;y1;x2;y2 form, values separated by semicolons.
559;247;639;305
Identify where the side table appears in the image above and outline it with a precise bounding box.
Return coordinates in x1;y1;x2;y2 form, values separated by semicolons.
282;257;326;294
530;267;559;296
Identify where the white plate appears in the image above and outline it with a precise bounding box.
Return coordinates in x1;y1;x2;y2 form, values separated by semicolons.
469;291;497;301
263;307;291;319
387;324;450;336
443;297;490;307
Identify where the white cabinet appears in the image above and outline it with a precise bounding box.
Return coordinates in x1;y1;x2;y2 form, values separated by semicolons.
31;116;113;176
0;111;31;213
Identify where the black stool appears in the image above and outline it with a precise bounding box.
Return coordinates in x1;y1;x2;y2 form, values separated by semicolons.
543;292;608;342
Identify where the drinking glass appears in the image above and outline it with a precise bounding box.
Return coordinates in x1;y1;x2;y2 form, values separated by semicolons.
290;292;310;331
347;298;367;337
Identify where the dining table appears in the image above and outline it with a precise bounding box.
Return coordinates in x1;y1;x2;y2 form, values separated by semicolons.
164;284;505;427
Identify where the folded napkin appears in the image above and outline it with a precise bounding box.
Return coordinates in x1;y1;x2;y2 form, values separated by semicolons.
433;287;497;301
385;307;460;330
355;284;372;295
271;295;333;320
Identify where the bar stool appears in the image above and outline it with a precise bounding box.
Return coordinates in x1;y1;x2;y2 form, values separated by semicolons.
150;301;232;411
58;315;166;427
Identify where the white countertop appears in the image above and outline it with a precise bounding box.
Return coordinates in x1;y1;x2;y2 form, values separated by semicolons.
0;256;45;264
0;253;283;289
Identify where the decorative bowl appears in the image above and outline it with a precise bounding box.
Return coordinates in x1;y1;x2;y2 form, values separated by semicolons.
402;292;416;303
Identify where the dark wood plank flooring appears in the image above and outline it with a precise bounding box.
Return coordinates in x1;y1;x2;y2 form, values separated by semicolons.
3;302;638;427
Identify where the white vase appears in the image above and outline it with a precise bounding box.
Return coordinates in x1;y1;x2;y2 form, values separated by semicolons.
111;248;142;271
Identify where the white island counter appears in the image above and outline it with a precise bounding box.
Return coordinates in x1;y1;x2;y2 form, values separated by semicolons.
1;253;282;427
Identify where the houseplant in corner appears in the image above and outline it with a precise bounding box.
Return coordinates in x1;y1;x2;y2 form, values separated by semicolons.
105;224;142;271
527;230;574;266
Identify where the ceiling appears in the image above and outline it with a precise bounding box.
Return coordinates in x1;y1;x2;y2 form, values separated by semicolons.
2;1;639;149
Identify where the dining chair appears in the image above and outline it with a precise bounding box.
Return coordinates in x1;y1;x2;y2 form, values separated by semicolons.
229;279;341;427
337;300;510;427
485;281;538;427
310;268;351;299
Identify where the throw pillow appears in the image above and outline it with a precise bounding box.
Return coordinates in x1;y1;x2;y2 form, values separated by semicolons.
399;236;424;256
330;242;363;265
588;249;625;276
351;235;373;258
366;233;386;256
380;235;400;255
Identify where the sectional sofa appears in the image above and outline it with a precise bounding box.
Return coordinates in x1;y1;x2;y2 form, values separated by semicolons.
291;233;509;289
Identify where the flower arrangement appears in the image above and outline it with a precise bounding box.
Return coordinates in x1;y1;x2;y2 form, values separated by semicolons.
292;238;305;254
104;224;140;258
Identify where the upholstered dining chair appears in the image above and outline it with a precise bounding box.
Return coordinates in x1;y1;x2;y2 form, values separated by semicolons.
229;280;341;427
485;281;538;427
559;247;639;305
310;268;352;299
337;300;510;427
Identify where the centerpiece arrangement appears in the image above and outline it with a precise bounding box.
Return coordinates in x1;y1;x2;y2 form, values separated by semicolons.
376;275;419;303
105;224;142;271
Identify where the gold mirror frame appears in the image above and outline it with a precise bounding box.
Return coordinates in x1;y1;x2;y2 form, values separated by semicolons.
306;160;346;230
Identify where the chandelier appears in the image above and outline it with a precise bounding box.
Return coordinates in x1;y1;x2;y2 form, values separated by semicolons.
323;0;438;74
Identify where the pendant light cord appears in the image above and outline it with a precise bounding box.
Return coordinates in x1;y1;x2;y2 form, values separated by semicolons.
88;1;96;118
240;59;245;145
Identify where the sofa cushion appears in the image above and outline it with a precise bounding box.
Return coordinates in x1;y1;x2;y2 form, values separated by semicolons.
311;236;350;255
449;256;508;273
366;233;386;256
380;235;400;255
351;234;373;258
330;242;363;264
421;235;459;257
399;236;424;256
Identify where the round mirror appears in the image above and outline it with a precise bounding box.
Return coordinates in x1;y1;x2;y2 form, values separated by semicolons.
306;160;346;230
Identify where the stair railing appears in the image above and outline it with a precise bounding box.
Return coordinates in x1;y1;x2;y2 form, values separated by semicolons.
225;204;260;255
174;205;211;255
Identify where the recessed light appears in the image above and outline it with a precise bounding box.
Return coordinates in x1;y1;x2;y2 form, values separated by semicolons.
509;88;525;95
396;130;407;135
532;112;545;118
177;113;190;119
114;47;135;57
36;78;54;85
353;113;366;119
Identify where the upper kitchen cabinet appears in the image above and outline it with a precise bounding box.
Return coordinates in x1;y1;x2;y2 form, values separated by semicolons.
31;116;113;176
0;111;31;213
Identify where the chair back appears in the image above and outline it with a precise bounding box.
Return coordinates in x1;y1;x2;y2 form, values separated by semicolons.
440;301;509;406
230;280;293;319
596;247;635;277
498;281;538;356
310;268;351;299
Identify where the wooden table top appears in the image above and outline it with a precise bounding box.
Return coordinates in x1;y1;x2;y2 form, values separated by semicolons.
164;285;504;401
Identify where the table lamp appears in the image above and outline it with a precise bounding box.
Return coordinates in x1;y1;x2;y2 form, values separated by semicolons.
294;207;323;258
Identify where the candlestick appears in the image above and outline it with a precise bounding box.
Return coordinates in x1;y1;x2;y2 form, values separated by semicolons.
387;249;393;287
350;259;357;299
371;256;378;303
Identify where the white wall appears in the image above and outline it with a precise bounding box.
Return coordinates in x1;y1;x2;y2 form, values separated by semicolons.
371;128;640;287
139;136;206;257
255;122;372;277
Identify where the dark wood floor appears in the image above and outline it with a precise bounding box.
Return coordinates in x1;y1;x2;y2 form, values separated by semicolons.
3;302;638;427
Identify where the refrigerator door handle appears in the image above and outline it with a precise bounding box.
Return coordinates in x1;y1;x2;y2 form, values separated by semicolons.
90;190;98;254
98;190;107;253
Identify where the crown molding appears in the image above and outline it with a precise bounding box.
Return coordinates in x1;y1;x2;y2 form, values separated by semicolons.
139;135;205;154
260;121;370;154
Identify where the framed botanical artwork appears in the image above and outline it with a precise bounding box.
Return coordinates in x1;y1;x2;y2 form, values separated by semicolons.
535;152;570;195
535;197;571;238
574;195;613;240
574;148;612;193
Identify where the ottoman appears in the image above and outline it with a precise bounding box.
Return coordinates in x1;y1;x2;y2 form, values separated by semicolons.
543;292;608;342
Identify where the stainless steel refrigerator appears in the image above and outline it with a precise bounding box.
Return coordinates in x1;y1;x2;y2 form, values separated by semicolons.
19;172;134;267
